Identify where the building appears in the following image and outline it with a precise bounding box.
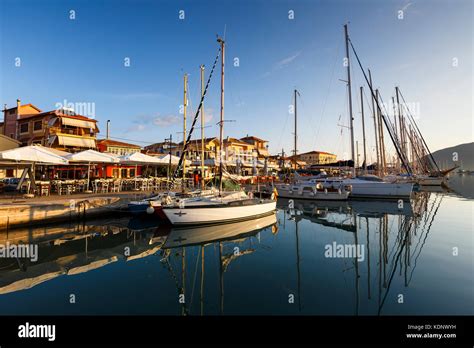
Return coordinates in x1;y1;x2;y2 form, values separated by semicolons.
97;139;141;155
291;151;337;166
97;139;142;178
2;101;42;139
2;100;99;151
240;135;269;157
144;141;179;155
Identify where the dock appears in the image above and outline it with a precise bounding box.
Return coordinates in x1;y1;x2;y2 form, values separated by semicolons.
0;191;161;230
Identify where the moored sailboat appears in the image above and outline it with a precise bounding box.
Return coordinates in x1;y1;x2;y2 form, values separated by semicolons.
161;36;276;226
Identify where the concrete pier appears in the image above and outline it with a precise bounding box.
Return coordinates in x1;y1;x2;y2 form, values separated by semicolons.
0;191;159;230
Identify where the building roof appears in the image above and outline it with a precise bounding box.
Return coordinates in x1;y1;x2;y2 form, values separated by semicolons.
179;137;219;146
19;110;98;122
223;137;254;146
144;141;179;148
3;103;42;113
297;150;336;156
240;135;268;142
97;138;141;149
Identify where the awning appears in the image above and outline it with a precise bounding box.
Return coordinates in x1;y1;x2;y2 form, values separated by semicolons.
61;117;96;129
57;135;96;148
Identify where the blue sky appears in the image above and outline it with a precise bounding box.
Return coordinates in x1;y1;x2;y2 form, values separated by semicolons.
1;0;472;161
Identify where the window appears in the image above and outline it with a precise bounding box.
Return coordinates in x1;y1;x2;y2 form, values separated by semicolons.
19;123;29;134
34;120;42;131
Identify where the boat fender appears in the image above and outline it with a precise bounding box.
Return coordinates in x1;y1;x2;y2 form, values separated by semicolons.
146;204;154;215
324;189;328;195
338;189;341;195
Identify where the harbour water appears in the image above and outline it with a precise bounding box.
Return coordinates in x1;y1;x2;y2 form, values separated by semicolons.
0;176;472;316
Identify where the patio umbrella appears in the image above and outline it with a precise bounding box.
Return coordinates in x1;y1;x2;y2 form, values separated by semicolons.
0;145;68;164
65;150;120;190
0;145;69;193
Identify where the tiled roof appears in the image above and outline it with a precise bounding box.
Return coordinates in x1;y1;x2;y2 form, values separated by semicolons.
19;110;97;121
97;138;141;148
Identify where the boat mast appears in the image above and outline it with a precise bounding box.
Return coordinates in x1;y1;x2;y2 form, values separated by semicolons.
376;89;386;175
368;69;379;175
344;24;356;177
294;89;299;171
217;37;225;195
391;96;400;172
200;65;205;188
360;86;367;174
183;73;188;188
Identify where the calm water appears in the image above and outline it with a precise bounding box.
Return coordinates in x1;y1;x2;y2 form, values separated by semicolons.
0;176;472;315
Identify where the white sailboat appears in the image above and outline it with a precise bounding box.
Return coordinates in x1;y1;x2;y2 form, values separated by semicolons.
162;36;276;226
343;175;413;199
338;24;413;200
276;178;351;200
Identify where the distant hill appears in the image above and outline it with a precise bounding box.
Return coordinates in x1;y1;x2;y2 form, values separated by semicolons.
429;142;474;171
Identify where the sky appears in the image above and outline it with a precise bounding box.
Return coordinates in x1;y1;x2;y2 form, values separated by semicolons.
0;0;472;162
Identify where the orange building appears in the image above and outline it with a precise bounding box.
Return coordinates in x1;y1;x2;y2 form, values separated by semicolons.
97;138;142;178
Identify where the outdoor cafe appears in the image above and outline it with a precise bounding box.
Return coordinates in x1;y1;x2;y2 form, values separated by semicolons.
0;145;183;197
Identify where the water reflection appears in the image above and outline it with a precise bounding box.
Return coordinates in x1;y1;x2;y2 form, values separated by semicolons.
0;183;471;315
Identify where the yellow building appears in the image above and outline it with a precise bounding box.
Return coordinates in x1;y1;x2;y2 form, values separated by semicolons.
293;151;337;165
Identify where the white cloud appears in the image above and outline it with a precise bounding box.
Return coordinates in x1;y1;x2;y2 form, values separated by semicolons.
275;51;302;70
401;2;412;12
262;50;302;78
153;114;180;127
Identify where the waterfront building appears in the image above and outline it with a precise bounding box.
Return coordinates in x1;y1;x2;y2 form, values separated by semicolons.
291;150;337;166
240;135;269;157
2;100;99;151
97;139;142;178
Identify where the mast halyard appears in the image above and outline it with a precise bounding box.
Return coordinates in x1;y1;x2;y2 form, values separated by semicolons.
344;24;356;177
217;36;225;196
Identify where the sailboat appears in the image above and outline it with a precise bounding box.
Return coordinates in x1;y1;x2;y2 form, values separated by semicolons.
161;36;276;226
275;90;351;201
338;24;413;200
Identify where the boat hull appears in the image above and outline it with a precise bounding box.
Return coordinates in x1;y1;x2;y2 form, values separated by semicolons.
345;180;413;200
276;183;350;201
417;177;444;186
162;200;277;226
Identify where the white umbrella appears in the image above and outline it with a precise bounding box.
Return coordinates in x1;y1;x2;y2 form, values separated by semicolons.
0;145;69;193
0;145;68;165
64;150;120;163
65;150;120;191
158;154;184;165
119;152;163;165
